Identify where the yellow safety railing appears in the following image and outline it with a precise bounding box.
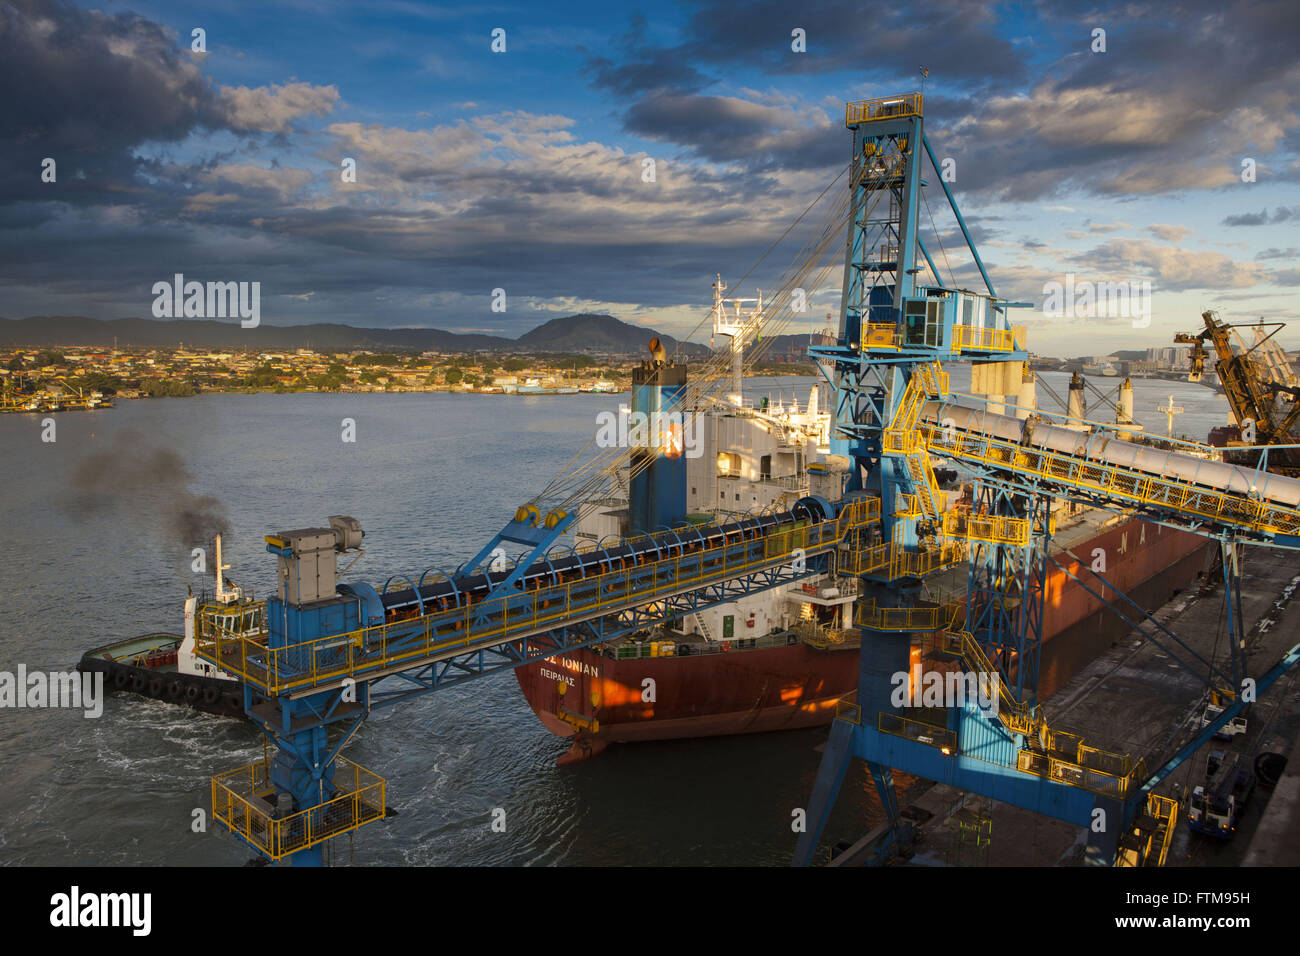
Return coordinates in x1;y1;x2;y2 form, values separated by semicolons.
856;598;962;631
880;367;950;518
211;756;385;861
198;498;879;696
942;507;1038;546
917;361;949;397
936;628;1037;734
846;93;923;126
1143;794;1179;867
796;621;862;650
889;541;966;578
952;325;1016;352
879;711;957;753
837;538;966;580
835;690;862;725
1016;750;1147;800
920;420;1300;539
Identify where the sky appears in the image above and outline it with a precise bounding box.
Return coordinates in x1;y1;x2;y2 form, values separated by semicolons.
2;0;1298;357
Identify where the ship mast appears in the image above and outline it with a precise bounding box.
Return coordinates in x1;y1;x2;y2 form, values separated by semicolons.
711;274;764;407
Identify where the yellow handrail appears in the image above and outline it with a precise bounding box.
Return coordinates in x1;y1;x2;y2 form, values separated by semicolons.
210;755;385;861
198;498;880;695
846;93;923;126
921;422;1300;538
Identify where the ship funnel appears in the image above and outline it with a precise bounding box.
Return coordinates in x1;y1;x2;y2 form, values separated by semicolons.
648;337;668;367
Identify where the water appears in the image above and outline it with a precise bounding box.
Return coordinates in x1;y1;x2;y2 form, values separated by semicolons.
0;372;1232;866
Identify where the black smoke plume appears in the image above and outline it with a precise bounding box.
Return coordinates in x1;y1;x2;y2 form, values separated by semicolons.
67;430;231;556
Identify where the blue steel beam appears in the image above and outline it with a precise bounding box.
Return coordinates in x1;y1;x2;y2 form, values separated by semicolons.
920;133;995;298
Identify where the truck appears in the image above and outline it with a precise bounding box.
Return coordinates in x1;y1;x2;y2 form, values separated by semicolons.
1196;701;1248;740
1186;752;1255;839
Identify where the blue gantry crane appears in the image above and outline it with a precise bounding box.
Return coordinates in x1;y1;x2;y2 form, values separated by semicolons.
792;93;1300;867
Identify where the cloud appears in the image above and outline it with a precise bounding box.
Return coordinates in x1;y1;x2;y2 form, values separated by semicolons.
1223;206;1298;226
622;92;840;171
0;0;226;200
1074;238;1272;291
1148;224;1193;242
219;82;340;134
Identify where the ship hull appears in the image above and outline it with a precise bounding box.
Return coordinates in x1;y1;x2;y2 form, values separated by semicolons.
77;632;245;719
515;518;1212;758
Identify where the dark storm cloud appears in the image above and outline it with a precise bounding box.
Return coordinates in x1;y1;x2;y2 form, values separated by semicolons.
0;0;225;200
917;0;1300;200
585;51;712;97
588;0;1300;201
622;92;842;170
1224;206;1298;227
679;0;1025;84
588;0;1025;96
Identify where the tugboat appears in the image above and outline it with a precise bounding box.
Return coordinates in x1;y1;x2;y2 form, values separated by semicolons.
76;535;260;718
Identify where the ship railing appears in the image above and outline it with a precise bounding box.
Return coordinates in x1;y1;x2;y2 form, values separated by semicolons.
790;573;859;600
606;630;802;660
210;755;385;862
878;712;957;753
794;621;862;650
198;498;880;695
197;600;269;649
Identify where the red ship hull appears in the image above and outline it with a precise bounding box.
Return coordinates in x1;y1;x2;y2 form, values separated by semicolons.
515;518;1211;761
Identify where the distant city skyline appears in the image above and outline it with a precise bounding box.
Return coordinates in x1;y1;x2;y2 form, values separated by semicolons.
2;0;1298;357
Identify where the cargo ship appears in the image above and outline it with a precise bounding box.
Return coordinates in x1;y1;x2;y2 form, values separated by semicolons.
514;282;1214;763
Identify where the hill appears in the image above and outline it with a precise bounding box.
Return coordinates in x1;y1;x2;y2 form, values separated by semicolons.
0;313;712;355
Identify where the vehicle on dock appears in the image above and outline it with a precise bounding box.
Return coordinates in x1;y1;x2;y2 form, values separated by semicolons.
1196;700;1248;740
1187;752;1255;838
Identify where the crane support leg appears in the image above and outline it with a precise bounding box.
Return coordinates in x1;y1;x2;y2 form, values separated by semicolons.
792;717;854;866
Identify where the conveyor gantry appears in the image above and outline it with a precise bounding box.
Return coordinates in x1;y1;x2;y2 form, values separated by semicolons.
198;495;882;863
201;497;879;699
